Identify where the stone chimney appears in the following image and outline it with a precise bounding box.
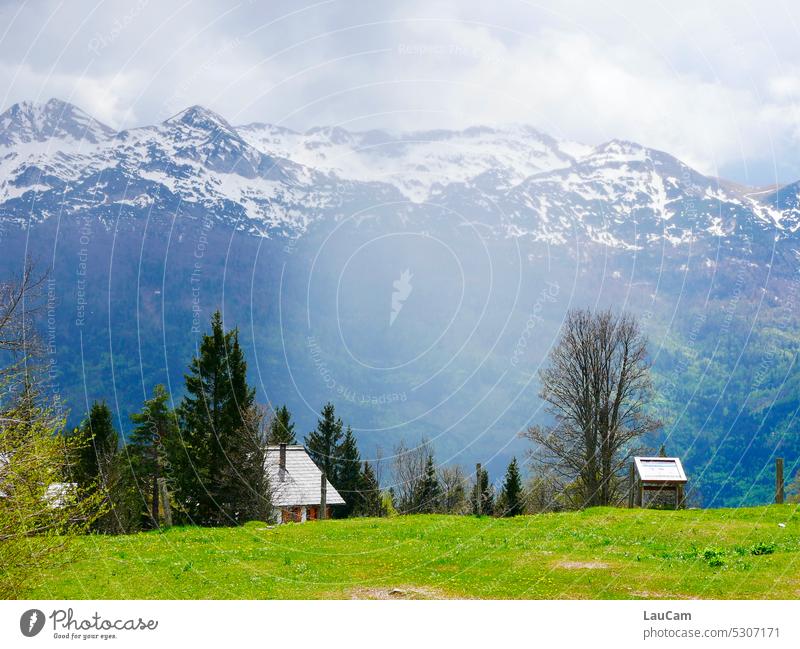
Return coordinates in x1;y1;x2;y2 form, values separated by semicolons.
279;443;287;470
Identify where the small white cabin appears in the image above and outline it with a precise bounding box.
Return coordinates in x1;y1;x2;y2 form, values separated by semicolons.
265;444;345;523
0;452;76;507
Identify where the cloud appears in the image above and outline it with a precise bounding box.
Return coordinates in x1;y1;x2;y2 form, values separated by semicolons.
0;0;798;184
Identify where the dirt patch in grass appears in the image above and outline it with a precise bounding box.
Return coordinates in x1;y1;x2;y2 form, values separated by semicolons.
556;560;609;570
349;585;449;600
630;590;672;598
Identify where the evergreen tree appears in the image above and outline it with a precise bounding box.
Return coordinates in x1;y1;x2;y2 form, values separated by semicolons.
304;402;343;482
413;455;442;513
334;426;361;517
175;310;260;525
499;457;524;516
71;400;133;532
356;461;385;517
268;404;296;444
128;384;178;528
73;401;118;489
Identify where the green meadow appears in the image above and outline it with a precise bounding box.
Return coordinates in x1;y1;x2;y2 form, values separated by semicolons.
23;505;800;600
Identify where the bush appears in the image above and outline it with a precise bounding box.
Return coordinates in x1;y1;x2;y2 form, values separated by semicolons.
750;541;776;556
702;547;725;568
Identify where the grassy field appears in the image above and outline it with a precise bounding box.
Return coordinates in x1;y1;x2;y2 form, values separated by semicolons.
22;505;800;599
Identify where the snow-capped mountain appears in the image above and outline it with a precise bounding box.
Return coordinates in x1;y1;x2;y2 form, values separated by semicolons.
0;97;115;145
0;98;796;249
237;122;588;202
492;140;790;252
0;100;401;234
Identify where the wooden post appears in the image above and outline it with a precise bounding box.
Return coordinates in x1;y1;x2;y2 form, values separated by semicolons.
320;472;327;520
475;463;482;516
628;461;636;508
676;484;685;510
636;480;643;507
157;477;172;528
776;458;784;504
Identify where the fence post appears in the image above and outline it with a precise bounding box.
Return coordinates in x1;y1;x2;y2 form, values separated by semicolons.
475;463;482;516
776;458;785;505
628;461;636;508
157;477;172;528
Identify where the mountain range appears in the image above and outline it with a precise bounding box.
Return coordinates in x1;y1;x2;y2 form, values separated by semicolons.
1;98;798;506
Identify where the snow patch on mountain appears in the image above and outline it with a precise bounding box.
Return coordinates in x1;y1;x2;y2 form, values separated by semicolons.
237;123;583;202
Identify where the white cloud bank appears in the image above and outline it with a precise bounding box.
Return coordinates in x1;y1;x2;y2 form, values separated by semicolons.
0;0;798;185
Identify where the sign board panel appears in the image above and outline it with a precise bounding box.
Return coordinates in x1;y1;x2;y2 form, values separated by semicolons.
634;457;687;483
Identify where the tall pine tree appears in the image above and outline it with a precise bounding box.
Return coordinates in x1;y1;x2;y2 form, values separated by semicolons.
268;404;296;444
128;384;178;527
69;400;138;532
73;400;118;489
499;457;524;516
304;402;343;483
335;426;361;517
175;311;260;525
356;461;384;517
413;455;442;513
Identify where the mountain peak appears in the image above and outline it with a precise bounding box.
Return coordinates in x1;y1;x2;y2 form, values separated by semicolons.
0;98;115;145
164;105;235;133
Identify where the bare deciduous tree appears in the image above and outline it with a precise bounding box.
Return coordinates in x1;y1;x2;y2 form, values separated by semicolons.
522;308;660;507
0;262;102;595
391;438;432;513
0;258;47;357
438;465;468;514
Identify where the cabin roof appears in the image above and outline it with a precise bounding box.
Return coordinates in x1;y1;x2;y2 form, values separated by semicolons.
633;456;687;483
265;445;345;507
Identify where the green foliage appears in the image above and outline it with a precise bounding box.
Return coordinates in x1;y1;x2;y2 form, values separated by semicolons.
652;302;800;507
499;457;524;517
0;376;103;597
268;404;296;444
72;400;118;490
304;406;376;517
355;461;385;517
173;310;264;525
413;456;442;514
702;547;726;568
750;541;776;556
128;384;178;528
380;490;397;517
334;426;361;517
304;402;343;482
69;400;138;534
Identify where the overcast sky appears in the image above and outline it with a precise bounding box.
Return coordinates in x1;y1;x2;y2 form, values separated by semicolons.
1;0;799;185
